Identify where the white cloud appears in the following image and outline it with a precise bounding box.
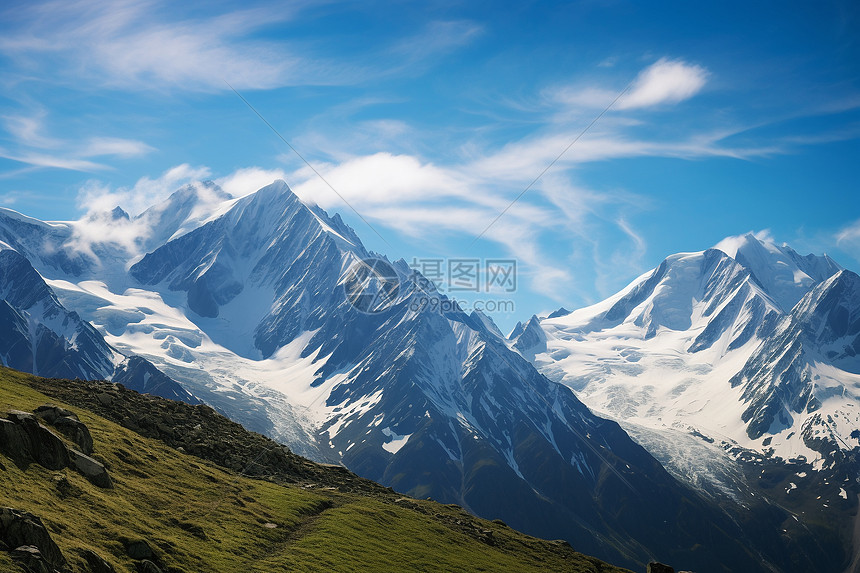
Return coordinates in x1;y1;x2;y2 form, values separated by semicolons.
77;163;212;216
618;58;708;109
65;208;148;260
3;113;62;148
545;58;708;113
466;127;770;186
0;0;305;91
68;163;229;261
216;167;290;199
0;150;106;171
79;137;155;158
0;3;482;92
836;219;860;253
1;113;154;174
551;86;618;109
292;152;474;208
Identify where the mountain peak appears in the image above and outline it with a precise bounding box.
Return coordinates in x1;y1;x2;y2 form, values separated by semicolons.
110;206;130;221
547;307;571;319
712;231;772;259
136;181;234;247
510;314;546;359
713;232;842;312
245;178;294;202
794;268;860;327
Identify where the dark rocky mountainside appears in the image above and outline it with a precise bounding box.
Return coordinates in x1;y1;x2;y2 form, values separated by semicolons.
24;375;386;496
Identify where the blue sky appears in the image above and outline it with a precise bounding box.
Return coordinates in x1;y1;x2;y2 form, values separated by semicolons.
1;0;858;332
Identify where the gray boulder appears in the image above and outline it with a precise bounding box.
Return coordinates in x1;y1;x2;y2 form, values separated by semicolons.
1;413;69;470
11;545;54;573
2;407;111;486
28;422;70;471
0;418;33;465
0;508;68;571
6;410;37;424
52;417;93;455
34;406;94;454
647;563;675;573
68;450;113;489
33;405;77;425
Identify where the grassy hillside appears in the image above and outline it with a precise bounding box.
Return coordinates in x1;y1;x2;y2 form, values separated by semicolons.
0;367;629;573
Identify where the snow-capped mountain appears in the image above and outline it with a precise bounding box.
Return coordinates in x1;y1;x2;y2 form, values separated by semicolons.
50;181;772;568
0;242;195;402
0;183;851;571
526;233;857;467
732;269;860;459
520;233;860;571
0;245;114;379
508;314;547;360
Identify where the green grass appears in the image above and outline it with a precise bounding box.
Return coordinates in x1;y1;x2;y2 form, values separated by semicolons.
0;551;14;569
0;368;628;572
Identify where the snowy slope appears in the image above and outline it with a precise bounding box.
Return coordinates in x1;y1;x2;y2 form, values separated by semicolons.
731;269;860;466
0;245;116;379
527;233;855;474
0;243;196;402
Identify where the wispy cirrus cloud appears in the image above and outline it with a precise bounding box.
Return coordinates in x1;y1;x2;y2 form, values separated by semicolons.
0;151;108;172
0;1;483;92
836;219;860;256
0;0;304;91
3;113;62;149
0;112;153;173
388;20;484;73
79;137;155;158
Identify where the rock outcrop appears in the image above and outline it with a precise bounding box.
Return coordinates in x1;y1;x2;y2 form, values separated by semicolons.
34;406;93;454
67;449;112;489
0;411;70;470
136;561;163;573
0;406;111;488
27;377;391;496
0;508;69;573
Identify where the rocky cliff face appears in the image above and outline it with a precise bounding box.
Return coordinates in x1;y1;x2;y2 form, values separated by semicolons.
731;270;860;457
